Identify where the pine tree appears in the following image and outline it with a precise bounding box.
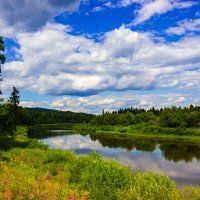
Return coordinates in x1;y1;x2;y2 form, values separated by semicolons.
9;86;20;106
9;86;20;125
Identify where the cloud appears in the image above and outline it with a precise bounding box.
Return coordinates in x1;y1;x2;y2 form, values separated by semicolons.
131;0;197;26
168;96;185;103
0;0;81;37
176;97;185;103
2;24;200;96
19;92;190;114
95;0;197;26
91;6;105;12
41;135;104;150
166;18;200;35
134;0;173;25
19;101;49;108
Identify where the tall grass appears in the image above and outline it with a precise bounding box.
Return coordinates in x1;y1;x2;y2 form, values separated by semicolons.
1;148;200;199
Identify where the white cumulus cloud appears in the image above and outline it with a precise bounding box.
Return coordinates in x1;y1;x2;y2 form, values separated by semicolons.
2;24;200;96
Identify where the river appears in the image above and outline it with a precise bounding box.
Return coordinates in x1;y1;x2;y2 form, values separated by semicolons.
32;129;200;186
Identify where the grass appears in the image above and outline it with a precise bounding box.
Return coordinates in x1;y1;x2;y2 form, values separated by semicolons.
1;126;200;199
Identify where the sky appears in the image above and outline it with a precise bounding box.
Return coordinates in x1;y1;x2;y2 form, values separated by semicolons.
1;0;200;114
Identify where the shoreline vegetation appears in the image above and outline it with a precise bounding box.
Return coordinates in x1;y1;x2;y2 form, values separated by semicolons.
0;126;200;200
18;105;200;143
28;122;200;142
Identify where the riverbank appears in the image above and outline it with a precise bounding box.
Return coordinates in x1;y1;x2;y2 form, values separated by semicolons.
0;126;200;199
28;123;200;143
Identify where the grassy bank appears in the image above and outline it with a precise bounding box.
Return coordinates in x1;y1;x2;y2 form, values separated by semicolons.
28;123;200;142
0;126;200;199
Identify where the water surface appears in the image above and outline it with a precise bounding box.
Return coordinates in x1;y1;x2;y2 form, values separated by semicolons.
33;130;200;186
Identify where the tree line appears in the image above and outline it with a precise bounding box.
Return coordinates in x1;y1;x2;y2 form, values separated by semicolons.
18;107;93;125
91;105;200;128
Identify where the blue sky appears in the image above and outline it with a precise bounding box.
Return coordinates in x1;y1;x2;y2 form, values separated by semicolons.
1;0;200;113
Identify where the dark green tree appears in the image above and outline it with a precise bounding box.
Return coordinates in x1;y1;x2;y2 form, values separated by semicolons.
0;103;16;136
0;36;6;97
9;86;20;106
9;86;20;124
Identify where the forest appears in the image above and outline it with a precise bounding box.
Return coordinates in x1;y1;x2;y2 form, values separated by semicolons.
18;107;93;125
91;105;200;128
2;98;200;137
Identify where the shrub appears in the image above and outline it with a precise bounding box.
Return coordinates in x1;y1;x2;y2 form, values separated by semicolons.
79;152;131;200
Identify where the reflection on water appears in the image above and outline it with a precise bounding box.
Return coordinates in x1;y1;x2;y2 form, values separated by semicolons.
31;130;200;186
89;134;200;163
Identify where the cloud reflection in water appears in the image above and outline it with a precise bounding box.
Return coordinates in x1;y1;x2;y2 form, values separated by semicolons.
40;134;200;186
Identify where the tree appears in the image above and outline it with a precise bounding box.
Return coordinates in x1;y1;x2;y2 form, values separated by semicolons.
0;103;16;136
0;86;20;136
0;36;5;96
9;86;20;106
9;86;20;125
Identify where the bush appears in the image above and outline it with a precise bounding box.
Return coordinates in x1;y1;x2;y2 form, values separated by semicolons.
78;153;131;200
119;128;127;133
117;171;178;200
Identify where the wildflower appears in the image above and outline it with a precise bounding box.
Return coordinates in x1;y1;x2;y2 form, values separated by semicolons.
4;179;10;186
45;173;51;180
37;177;42;184
3;190;12;199
68;195;74;200
41;193;48;199
54;194;58;200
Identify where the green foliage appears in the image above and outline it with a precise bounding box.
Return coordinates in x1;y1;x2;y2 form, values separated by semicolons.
18;107;93;125
9;86;20;106
0;86;20;136
159;108;200;128
90;105;200;137
79;153;131;200
0;126;48;150
1;147;200;199
117;171;179;200
0;103;16;136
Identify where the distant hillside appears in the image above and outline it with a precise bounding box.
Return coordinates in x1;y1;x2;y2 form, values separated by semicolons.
19;107;93;125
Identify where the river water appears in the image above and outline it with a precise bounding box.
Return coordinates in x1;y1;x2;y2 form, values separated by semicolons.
34;130;200;186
